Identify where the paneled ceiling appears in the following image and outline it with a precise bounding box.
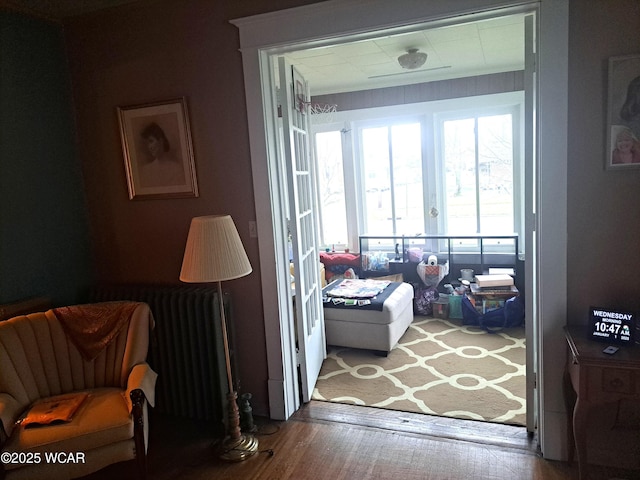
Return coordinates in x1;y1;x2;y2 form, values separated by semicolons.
6;1;525;96
285;14;525;95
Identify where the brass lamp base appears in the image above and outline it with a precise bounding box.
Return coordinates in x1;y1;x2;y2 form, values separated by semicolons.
219;390;259;462
220;433;259;462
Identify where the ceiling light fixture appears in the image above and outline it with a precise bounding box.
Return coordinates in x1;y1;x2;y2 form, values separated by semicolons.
398;48;428;70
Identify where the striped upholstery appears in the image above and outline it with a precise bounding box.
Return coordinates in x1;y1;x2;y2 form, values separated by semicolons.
0;302;156;479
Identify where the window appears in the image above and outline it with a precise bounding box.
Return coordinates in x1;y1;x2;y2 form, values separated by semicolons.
315;130;348;246
442;113;515;236
313;93;523;252
360;122;424;235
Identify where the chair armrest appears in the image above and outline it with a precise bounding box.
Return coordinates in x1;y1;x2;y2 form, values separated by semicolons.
125;362;158;413
0;394;21;480
0;393;22;439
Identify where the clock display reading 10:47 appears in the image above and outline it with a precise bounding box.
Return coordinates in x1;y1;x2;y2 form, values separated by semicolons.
589;307;635;345
593;321;629;336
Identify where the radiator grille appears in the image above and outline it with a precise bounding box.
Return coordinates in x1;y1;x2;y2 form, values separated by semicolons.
89;284;227;426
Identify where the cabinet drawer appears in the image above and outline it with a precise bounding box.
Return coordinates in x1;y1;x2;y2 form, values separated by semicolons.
602;368;635;395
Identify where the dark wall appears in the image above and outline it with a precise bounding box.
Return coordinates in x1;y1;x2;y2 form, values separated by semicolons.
63;0;321;416
567;0;640;318
0;11;92;306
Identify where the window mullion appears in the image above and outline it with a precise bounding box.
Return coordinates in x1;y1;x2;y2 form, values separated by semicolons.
387;126;397;234
422;116;434;235
474;117;481;234
342;124;358;250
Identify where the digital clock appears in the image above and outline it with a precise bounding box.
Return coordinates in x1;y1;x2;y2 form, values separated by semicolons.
589;306;636;345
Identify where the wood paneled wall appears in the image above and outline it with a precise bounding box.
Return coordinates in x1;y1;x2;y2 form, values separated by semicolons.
313;71;524;111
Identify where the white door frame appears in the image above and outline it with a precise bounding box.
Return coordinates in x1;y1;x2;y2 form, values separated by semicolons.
232;0;568;460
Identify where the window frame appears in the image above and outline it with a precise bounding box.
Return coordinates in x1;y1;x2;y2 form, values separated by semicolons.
311;91;525;253
354;117;426;237
433;102;523;244
312;121;358;251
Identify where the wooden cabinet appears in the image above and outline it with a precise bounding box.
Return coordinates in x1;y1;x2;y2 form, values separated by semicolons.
564;326;640;479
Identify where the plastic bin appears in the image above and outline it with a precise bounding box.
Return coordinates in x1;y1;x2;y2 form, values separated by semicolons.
448;294;463;319
432;297;449;319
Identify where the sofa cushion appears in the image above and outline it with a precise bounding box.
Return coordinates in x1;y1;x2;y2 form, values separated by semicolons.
319;252;360;266
3;388;132;472
319;253;361;282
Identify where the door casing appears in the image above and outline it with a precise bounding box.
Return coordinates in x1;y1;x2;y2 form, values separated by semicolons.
232;0;568;460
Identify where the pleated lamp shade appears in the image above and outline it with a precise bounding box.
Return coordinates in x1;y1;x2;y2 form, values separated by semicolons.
180;215;252;283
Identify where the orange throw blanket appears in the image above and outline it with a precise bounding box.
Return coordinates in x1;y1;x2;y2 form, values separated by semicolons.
53;301;140;361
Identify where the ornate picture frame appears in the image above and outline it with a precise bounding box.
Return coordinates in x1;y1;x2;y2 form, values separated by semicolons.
606;54;640;170
118;98;199;199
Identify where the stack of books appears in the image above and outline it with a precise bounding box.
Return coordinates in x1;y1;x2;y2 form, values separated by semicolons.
472;275;516;294
474;274;514;289
469;274;518;313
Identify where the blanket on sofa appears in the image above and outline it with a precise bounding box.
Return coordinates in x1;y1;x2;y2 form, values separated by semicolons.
322;280;401;312
53;301;141;361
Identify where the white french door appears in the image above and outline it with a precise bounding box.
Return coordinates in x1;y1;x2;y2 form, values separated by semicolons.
523;13;537;435
278;57;326;402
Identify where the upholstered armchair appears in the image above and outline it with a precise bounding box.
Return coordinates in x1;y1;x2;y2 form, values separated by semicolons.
0;302;157;480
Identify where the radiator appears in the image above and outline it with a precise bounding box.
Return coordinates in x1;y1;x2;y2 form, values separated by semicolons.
89;284;228;426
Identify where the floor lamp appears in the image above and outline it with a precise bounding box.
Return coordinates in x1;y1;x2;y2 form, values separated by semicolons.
179;214;258;461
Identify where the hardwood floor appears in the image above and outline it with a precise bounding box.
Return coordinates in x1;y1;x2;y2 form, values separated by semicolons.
81;401;638;480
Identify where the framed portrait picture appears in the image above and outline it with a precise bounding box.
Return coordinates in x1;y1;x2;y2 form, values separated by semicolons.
606;54;640;170
118;98;199;199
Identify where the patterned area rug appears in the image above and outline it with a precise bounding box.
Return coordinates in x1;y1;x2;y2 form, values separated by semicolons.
312;317;526;426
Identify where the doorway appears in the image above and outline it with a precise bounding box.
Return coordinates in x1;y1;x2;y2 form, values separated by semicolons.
271;8;534;429
232;0;568;460
305;87;528;428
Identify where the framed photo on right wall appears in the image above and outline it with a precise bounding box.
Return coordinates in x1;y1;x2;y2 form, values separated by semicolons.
606;54;640;170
